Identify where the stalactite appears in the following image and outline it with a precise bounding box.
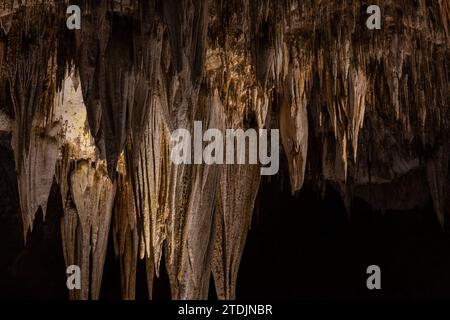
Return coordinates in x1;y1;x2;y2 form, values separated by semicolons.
62;159;116;299
168;92;223;299
130;104;170;298
156;0;214;299
212;164;261;299
113;156;138;300
14;119;60;240
427;146;449;228
4;4;62;240
279;48;310;193
55;73;116;300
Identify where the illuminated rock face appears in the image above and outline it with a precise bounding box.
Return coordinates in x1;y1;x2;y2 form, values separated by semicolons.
0;0;449;299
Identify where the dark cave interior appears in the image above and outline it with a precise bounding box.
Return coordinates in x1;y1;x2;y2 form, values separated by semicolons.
2;135;450;300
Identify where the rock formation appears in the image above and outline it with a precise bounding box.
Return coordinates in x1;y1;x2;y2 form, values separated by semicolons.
0;0;448;299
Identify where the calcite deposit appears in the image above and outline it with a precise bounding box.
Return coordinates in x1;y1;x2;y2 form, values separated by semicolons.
0;0;448;299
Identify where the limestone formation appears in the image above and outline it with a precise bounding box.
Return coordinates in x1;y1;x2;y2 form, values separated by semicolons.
0;0;448;299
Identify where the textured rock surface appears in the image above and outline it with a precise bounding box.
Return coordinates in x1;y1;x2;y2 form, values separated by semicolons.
0;0;449;299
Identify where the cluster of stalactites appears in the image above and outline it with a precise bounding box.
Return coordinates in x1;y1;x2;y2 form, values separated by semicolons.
0;0;449;300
